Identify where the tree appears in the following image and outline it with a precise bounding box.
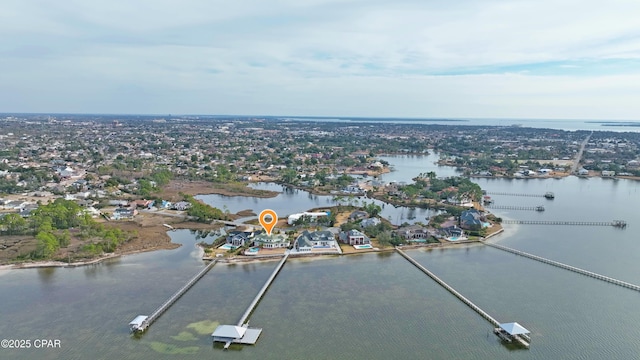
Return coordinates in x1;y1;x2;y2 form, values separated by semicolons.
376;231;393;247
36;231;59;258
183;195;227;222
314;169;328;185
137;179;155;197
280;168;297;184
149;168;173;186
0;213;27;235
363;202;382;217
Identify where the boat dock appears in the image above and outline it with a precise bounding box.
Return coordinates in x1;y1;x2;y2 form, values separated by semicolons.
130;260;217;333
486;205;545;211
395;248;530;348
502;219;627;228
487;191;555;199
213;252;290;349
482;241;640;292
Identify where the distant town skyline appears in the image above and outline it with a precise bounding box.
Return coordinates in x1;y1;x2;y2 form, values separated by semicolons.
1;0;640;120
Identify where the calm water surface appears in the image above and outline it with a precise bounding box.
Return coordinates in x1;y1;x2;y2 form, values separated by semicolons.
1;157;640;359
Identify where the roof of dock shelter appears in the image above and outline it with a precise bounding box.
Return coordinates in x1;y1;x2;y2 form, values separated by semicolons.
499;322;530;335
212;325;247;339
129;315;148;326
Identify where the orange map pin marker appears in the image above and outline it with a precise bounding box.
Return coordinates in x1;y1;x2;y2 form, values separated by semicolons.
259;209;278;235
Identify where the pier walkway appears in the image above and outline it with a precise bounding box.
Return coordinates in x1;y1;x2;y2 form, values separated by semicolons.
486;205;545;212
502;219;627;228
487;191;554;199
237;252;289;327
481;242;640;292
131;260;217;332
214;252;290;349
395;248;530;348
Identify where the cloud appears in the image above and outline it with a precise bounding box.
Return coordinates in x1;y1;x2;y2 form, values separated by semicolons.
0;0;639;118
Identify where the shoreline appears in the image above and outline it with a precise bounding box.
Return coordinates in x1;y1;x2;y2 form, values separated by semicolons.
1;227;511;270
159;180;280;201
0;221;223;270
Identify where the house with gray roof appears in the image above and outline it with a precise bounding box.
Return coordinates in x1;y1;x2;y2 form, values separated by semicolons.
439;225;466;241
460;209;485;230
394;225;431;241
226;230;259;247
294;230;337;252
360;217;381;228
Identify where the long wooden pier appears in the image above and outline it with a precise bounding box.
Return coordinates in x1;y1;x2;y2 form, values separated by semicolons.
487;191;554;199
486;205;545;211
502;219;627;228
237;252;289;327
395;248;530;348
217;252;290;349
131;260;217;332
482;242;640;292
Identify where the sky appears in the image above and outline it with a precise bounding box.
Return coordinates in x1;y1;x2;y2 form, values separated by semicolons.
1;0;640;119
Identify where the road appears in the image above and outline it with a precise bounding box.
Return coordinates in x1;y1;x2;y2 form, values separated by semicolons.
571;132;592;174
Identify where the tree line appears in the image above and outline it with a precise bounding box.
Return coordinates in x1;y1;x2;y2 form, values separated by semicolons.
0;198;132;259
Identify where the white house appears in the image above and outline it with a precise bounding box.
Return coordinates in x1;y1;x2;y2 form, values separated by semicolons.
252;233;290;248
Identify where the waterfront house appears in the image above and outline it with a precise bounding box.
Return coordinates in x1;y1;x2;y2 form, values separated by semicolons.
339;229;371;245
252;233;290;248
439;225;466;241
226;230;255;247
171;201;191;211
294;230;337;252
460;209;485;230
394;225;431;241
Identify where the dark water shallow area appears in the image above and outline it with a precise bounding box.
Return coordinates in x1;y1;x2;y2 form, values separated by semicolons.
2;156;640;359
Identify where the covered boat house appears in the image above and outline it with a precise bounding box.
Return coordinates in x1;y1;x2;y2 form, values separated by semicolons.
129;315;148;332
212;324;263;348
494;322;531;348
